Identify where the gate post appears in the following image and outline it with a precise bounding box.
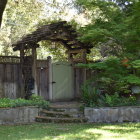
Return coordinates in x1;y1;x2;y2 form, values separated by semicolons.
48;56;53;101
20;46;25;98
32;47;38;95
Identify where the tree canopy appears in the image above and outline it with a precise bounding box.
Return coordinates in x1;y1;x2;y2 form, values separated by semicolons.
0;0;43;55
0;0;8;27
76;0;140;59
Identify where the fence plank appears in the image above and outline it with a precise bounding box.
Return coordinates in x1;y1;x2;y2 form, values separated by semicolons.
37;67;49;100
36;60;49;100
0;64;4;98
0;63;22;99
74;68;94;99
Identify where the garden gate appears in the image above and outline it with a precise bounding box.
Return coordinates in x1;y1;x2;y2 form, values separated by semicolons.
52;62;74;101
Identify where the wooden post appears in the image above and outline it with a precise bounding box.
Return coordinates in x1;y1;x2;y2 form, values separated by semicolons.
32;47;38;95
83;49;87;82
68;52;73;64
20;47;25;98
48;56;53;101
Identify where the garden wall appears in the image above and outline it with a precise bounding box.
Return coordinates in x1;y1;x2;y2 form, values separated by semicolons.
84;106;140;123
0;106;40;125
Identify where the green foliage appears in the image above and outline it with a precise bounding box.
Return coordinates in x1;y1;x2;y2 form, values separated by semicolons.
75;0;140;59
78;57;126;72
131;60;140;69
79;57;140;95
0;0;78;60
29;94;50;109
0;98;12;108
0;95;49;109
0;0;44;56
75;0;140;107
124;75;140;85
81;82;105;107
80;56;140;107
81;83;138;107
79;58;127;94
30;94;43;101
104;93;137;107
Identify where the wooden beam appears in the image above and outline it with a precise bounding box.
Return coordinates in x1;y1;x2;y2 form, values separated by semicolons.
67;49;86;54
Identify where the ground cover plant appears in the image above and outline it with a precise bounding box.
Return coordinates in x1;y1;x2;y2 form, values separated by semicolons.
0;123;140;140
0;95;49;109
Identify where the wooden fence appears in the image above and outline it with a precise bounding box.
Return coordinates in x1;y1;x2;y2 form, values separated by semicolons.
0;56;23;99
74;67;94;99
0;56;94;100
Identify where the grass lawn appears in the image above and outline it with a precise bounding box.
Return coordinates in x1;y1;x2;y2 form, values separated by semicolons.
0;123;140;140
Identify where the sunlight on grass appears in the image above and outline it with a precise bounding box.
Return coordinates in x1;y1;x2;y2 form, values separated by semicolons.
0;123;140;140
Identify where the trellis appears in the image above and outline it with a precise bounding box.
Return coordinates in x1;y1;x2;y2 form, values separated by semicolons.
12;21;92;98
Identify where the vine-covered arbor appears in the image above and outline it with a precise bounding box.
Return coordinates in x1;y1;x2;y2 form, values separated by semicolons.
12;21;91;99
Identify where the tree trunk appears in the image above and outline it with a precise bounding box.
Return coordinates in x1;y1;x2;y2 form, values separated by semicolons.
0;0;8;27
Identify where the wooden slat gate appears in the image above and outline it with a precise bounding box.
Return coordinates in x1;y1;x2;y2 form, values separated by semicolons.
36;60;49;100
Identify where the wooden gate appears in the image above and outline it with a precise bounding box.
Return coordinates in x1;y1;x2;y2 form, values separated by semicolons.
52;62;74;101
36;60;93;101
36;60;49;100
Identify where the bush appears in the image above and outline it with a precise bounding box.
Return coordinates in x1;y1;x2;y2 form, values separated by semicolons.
0;95;49;109
0;98;12;108
78;57;140;96
81;82;105;107
81;82;139;107
104;93;137;107
29;94;49;109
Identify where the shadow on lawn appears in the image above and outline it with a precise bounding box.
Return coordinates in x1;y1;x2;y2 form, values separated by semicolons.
0;123;102;140
99;122;140;133
0;123;140;140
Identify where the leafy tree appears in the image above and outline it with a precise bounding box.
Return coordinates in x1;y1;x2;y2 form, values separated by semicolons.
0;0;8;27
76;0;140;59
0;0;43;55
0;0;78;60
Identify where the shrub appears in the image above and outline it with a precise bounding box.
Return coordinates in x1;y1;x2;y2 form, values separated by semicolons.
104;93;137;107
29;94;49;109
0;98;12;108
30;94;43;101
0;95;49;109
78;57;140;96
81;82;106;107
81;82;139;107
